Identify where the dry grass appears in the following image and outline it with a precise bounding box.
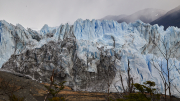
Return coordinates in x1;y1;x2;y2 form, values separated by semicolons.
34;83;111;101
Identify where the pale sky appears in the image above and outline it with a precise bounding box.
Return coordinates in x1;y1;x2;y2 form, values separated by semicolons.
0;0;179;30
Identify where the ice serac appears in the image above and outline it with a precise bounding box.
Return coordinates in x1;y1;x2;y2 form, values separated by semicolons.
1;19;180;97
40;24;56;37
0;20;39;68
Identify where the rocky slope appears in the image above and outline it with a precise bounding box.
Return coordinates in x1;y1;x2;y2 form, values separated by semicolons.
117;8;166;23
100;8;166;23
151;5;180;29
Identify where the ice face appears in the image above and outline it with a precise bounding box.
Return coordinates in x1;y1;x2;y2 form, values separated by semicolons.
72;19;180;96
1;19;180;97
0;20;15;68
0;20;39;68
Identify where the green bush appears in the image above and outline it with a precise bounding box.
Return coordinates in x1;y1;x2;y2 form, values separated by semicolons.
114;81;160;101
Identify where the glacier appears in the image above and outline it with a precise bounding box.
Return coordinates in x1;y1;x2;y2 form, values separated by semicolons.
1;19;180;97
0;20;32;68
72;19;180;97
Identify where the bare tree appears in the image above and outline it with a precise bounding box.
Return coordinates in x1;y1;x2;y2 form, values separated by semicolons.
127;59;134;94
150;28;180;101
96;44;116;101
103;52;116;101
112;35;135;94
152;59;168;100
118;59;134;95
44;69;55;101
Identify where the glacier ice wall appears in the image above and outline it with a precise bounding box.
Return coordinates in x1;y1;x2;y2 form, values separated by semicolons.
71;19;180;97
1;19;180;97
31;19;180;96
0;20;40;68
